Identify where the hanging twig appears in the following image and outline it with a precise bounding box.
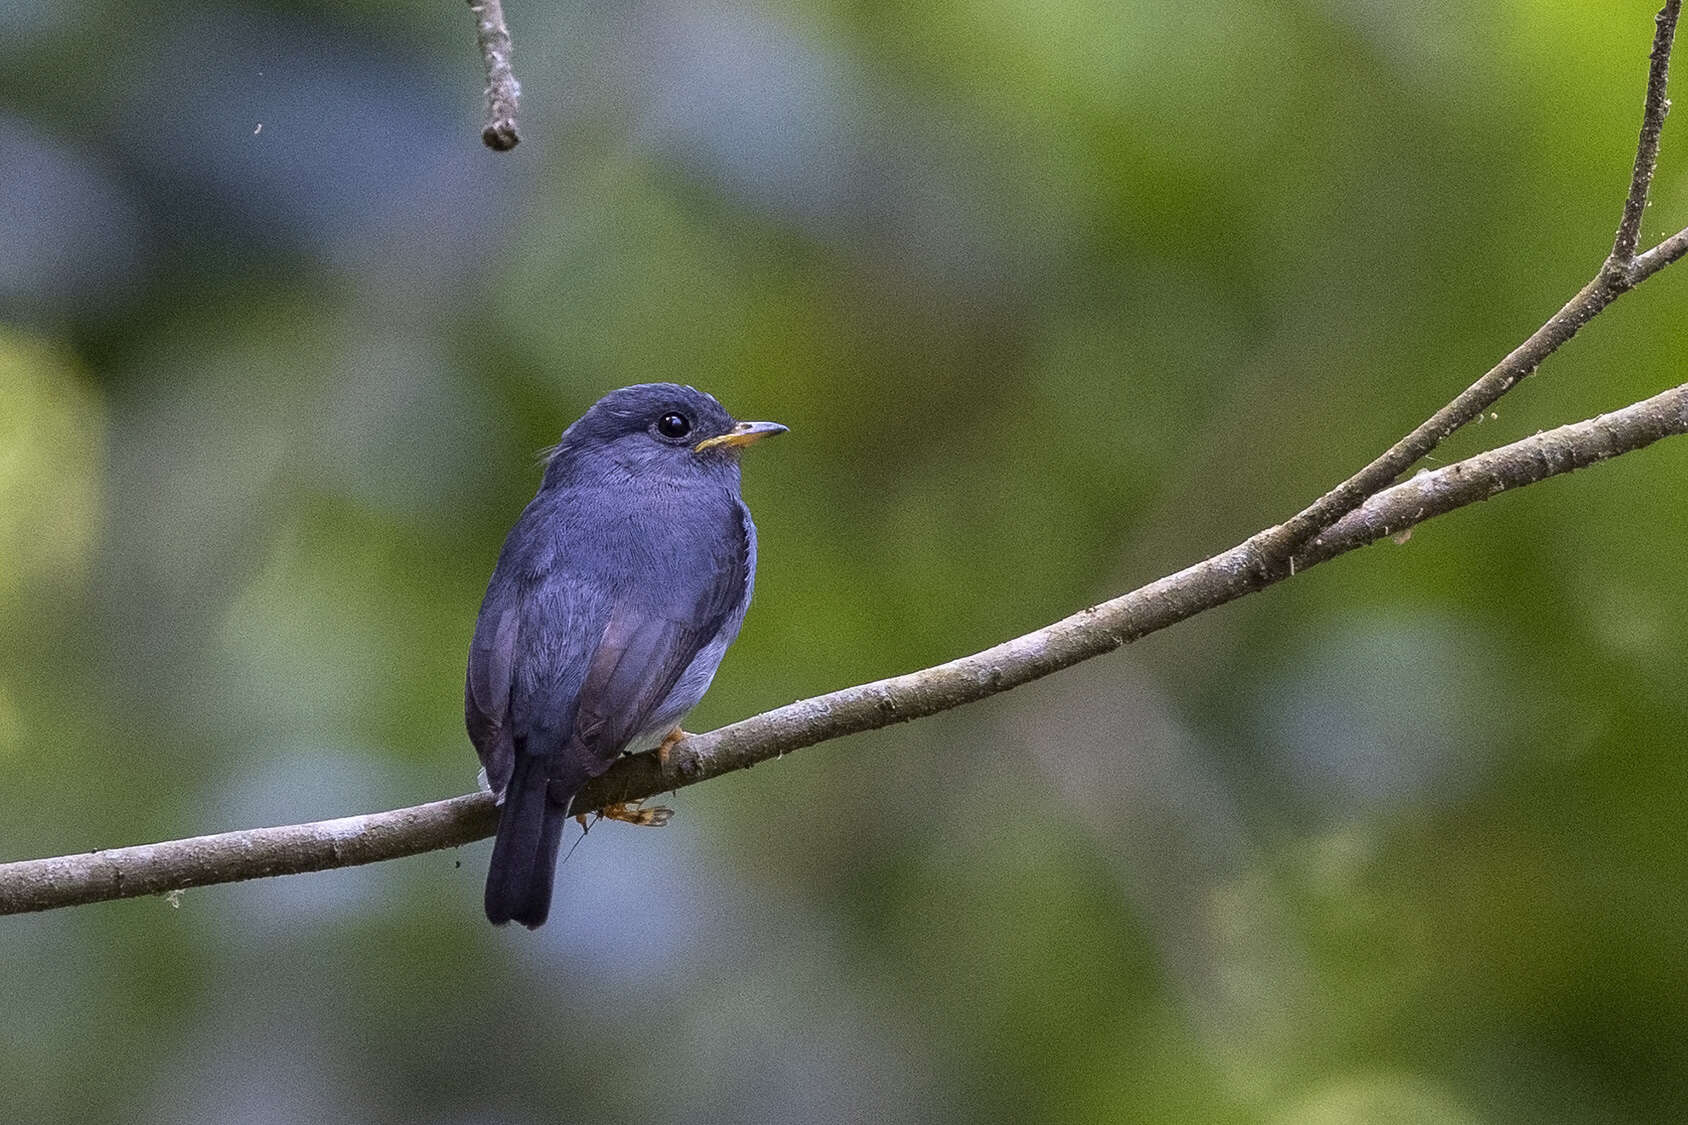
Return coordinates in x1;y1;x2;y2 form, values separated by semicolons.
468;0;520;151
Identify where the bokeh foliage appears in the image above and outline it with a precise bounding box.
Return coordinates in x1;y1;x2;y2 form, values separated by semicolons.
4;0;1688;1121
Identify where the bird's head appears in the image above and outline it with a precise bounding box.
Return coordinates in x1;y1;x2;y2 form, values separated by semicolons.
541;383;787;488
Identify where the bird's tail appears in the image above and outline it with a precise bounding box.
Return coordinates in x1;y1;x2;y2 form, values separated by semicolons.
484;754;570;928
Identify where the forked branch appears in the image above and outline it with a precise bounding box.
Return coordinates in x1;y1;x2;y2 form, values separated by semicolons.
1257;0;1683;568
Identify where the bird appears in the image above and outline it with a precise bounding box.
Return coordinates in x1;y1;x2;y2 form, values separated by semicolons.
465;383;786;929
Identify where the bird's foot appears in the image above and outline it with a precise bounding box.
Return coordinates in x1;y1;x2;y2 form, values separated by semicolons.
580;801;674;829
658;726;693;771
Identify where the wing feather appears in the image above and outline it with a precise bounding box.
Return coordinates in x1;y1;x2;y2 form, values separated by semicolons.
547;501;750;797
465;598;521;795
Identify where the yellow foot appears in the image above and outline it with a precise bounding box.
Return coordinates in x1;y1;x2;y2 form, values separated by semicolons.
658;726;694;771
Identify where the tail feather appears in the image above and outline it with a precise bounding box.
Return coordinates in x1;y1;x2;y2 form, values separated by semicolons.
485;756;568;928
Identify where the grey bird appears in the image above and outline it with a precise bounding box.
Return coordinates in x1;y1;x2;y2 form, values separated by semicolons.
466;384;786;928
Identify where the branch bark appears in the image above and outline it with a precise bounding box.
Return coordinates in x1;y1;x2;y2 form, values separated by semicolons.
3;381;1686;916
1613;1;1682;264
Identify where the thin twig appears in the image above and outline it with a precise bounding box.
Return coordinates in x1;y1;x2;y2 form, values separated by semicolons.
1634;222;1688;275
3;381;1686;916
1257;2;1682;567
1613;1;1682;264
469;0;521;151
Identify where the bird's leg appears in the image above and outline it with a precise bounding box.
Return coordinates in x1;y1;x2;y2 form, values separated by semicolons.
579;727;692;827
573;727;694;829
658;725;692;771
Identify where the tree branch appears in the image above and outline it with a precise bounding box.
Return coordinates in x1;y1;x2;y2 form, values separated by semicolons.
3;381;1686;916
1257;1;1682;567
1614;1;1682;264
468;0;521;151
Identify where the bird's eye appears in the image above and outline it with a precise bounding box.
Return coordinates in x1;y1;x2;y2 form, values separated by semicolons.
656;412;692;440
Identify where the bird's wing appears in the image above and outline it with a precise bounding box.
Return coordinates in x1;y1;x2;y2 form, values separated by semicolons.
465;582;522;795
548;507;751;800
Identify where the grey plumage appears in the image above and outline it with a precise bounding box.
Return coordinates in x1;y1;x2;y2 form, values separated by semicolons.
466;384;783;928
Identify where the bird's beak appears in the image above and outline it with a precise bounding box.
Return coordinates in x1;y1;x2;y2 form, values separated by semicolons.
693;420;789;453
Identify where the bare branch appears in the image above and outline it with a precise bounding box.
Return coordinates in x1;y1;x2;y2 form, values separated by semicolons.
0;799;497;915
469;0;520;151
1255;271;1628;566
1614;2;1682;264
3;381;1686;916
1259;2;1682;565
1634;222;1688;276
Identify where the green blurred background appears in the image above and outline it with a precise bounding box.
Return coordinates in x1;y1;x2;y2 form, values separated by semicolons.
5;0;1688;1121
